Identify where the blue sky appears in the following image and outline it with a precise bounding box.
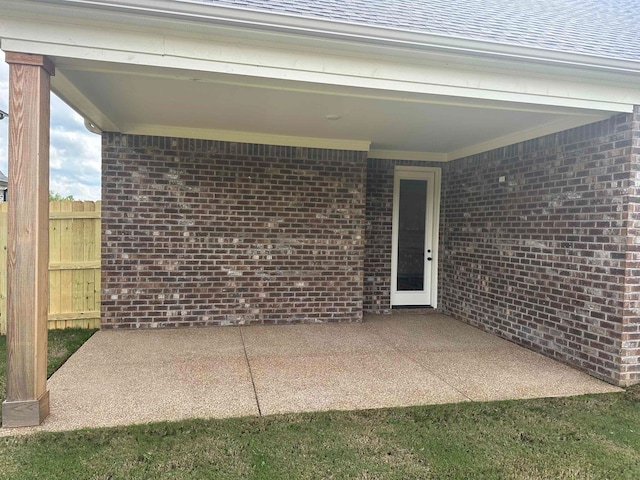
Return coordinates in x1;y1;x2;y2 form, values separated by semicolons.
0;51;102;200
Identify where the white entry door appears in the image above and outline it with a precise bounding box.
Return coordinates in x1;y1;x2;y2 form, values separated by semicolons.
391;167;441;307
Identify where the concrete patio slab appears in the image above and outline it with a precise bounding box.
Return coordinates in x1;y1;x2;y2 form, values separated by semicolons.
363;314;510;351
73;328;248;365
408;348;619;402
249;352;469;415
241;322;396;357
0;312;622;435
43;357;258;431
4;328;259;433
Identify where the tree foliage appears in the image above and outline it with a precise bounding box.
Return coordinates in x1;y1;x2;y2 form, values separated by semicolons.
49;191;75;202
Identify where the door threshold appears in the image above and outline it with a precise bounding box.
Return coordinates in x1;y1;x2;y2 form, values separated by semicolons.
390;306;439;316
392;305;433;309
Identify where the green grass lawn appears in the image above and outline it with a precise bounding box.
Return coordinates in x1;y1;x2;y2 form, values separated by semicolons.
0;331;639;479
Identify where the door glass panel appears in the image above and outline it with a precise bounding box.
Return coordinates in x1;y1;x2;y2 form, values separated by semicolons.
397;179;427;291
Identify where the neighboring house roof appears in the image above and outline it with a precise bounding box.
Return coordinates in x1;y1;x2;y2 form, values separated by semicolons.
0;170;7;188
191;0;640;61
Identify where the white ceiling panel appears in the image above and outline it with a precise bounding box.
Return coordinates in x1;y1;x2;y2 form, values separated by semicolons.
54;60;614;159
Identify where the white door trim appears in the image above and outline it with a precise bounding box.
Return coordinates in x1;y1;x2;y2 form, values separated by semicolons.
391;166;441;308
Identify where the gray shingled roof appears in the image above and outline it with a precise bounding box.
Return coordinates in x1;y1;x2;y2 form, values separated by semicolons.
189;0;640;61
0;170;7;185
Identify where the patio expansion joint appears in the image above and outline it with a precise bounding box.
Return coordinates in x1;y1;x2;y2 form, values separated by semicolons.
404;352;475;402
370;330;476;403
239;326;263;416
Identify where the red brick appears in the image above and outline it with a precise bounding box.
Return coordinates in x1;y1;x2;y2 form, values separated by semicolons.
102;134;367;328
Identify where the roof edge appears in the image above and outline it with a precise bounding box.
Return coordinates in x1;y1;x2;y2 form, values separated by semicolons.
31;0;640;74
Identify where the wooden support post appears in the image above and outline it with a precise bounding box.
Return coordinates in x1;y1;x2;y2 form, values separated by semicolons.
2;52;54;428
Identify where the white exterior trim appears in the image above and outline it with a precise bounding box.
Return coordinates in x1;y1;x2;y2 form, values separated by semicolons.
369;150;448;162
123;124;372;151
1;2;640;113
1;0;638;160
28;0;640;75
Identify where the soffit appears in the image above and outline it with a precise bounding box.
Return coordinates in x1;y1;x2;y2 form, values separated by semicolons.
51;59;613;158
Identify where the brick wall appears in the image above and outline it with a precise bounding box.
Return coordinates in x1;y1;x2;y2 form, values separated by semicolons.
440;112;639;386
364;158;394;313
364;112;640;385
621;106;640;385
101;134;367;328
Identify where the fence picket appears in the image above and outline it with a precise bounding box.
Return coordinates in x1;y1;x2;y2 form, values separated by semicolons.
0;201;101;334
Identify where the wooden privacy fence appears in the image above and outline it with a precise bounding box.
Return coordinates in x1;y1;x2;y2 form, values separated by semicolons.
0;201;101;334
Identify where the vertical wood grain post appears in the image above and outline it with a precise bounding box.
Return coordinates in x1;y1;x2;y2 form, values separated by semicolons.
2;52;54;428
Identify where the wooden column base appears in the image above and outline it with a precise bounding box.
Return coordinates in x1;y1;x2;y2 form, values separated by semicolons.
2;391;50;428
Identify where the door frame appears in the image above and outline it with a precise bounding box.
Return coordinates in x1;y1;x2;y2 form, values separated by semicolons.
390;166;441;308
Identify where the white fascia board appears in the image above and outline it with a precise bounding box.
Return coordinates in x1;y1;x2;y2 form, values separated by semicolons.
368;150;448;162
122;124;372;151
161;36;639;112
1;17;638;115
1;1;639;112
30;0;640;76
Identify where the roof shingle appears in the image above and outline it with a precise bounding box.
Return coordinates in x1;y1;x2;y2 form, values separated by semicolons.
188;0;640;61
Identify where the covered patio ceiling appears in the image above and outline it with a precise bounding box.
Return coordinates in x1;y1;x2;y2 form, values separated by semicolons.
52;57;615;160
